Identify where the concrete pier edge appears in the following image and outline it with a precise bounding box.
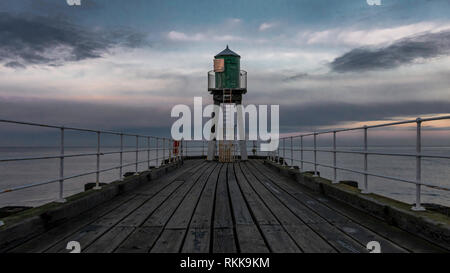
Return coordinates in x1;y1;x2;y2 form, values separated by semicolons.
263;159;450;251
0;160;183;252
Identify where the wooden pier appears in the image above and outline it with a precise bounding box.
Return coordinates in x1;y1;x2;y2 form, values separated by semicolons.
5;159;446;253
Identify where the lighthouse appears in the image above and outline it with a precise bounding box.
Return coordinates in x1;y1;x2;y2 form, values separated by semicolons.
207;46;248;161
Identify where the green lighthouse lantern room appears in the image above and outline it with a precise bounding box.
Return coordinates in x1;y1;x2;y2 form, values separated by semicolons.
214;45;240;89
208;45;247;102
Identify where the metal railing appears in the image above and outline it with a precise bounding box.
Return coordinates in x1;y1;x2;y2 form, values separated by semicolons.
270;116;450;211
207;70;247;90
0;119;178;203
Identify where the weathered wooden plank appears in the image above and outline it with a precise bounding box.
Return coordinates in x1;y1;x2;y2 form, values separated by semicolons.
245;161;364;253
213;228;237;253
114;226;162;253
244;162;325;224
178;164;222;253
151;229;185;253
308;223;367;253
181;228;210;253
10;162;203;253
117;181;184;227
138;160;205;196
165;163;218;229
143;162;212;227
326;200;445;252
239;163;336;252
228;163;270;253
213;164;233;228
283;225;336;253
255;159;445;252
9;160;203;253
259;225;301;253
84;226;135;253
189;164;222;229
9;193;137;253
235;163;304;252
45;194;152;253
249;160;409;253
228;163;254;226
233;162;278;226
235;225;269;253
239;163;307;227
46;179;184;253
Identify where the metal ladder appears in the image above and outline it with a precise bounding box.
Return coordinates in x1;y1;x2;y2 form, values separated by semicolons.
219;89;234;162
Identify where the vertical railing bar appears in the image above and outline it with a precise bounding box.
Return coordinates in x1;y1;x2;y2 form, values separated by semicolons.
155;137;159;168
163;138;166;165
277;138;280;163
119;133;123;179
313;133;318;176
283;138;286;165
147;136;150;169
169;139;172;163
290;136;293;168
94;131;101;190
300;136;303;170
362;126;370;194
412;118;425;211
135;136;139;173
332;131;337;184
57;127;66;202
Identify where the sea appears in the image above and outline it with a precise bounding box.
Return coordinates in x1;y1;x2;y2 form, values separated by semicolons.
0;146;449;208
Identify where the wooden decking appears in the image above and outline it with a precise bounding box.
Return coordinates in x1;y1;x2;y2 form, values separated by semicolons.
8;159;445;253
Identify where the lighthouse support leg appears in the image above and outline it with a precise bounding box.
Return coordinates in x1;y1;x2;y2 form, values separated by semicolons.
236;103;248;161
207;102;220;161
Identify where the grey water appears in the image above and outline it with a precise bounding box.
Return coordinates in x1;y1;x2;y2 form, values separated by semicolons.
0;146;449;208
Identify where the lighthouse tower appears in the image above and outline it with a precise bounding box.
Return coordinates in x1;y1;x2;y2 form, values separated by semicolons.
207;46;248;161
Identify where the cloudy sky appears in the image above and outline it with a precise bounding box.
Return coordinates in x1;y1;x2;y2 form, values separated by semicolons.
1;0;450;143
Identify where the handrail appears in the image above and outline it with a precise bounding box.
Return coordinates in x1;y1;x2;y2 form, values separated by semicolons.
0;119;179;203
270;115;450;211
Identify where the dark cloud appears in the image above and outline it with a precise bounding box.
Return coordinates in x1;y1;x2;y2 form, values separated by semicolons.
4;61;26;69
284;73;309;81
330;30;450;72
0;12;147;68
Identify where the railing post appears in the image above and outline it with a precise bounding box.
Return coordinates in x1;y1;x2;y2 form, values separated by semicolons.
412;118;425;211
283;138;285;165
332;131;338;184
162;138;166;165
313;133;318;176
277;138;280;163
119;133;123;179
57;127;66;203
169;139;173;163
155;137;159;168
362;126;370;194
135;135;139;173
202;140;205;157
147;136;150;168
300;136;303;170
94;131;101;190
290;136;293;168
